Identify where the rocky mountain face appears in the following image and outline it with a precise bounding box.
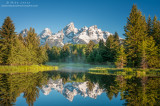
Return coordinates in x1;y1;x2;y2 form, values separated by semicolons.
20;22;115;47
41;79;104;102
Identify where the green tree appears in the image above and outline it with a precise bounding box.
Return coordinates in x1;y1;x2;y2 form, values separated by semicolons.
7;36;30;65
85;40;95;58
113;32;120;44
25;28;40;64
147;15;152;37
95;53;103;63
124;4;147;67
138;36;159;68
37;46;48;64
152;16;160;46
87;51;94;63
60;45;70;61
140;40;148;69
105;35;116;62
98;39;106;62
152;16;160;60
99;39;105;49
115;45;127;68
0;17;16;65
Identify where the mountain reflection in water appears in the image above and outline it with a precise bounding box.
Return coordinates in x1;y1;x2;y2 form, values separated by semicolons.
42;79;103;101
0;71;159;106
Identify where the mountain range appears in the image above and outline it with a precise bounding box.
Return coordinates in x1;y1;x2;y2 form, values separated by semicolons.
20;22;121;47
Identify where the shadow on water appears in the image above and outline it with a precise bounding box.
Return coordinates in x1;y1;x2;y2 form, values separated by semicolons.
0;64;160;106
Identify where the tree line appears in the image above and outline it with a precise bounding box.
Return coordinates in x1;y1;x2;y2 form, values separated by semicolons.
0;17;48;65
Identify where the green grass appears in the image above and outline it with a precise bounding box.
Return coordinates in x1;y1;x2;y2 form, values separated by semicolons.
0;65;58;74
88;67;160;76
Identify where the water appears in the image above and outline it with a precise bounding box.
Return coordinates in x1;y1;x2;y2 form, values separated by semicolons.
0;64;159;106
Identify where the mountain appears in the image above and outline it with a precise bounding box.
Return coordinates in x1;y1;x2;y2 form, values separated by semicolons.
41;78;104;102
39;22;113;47
20;22;116;47
39;28;52;45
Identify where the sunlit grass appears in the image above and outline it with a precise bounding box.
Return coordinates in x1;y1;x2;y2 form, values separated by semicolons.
0;65;58;73
88;67;160;76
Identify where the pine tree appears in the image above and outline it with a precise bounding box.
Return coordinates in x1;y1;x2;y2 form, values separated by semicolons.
95;53;103;63
114;32;120;44
25;27;40;64
138;36;159;68
152;16;160;56
140;40;148;69
7;36;29;65
145;37;159;68
0;17;16;65
105;35;118;62
87;51;95;63
147;15;152;36
37;46;48;64
152;16;160;44
99;39;105;49
113;32;120;56
124;4;147;67
85;40;95;58
60;45;70;61
115;45;126;68
98;39;105;62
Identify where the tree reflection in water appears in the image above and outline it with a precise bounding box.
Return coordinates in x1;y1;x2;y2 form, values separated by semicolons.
0;71;159;106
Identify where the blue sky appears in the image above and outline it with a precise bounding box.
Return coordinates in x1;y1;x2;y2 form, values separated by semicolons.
0;0;160;38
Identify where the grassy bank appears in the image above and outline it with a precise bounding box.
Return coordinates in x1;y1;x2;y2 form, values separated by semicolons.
0;65;58;73
88;67;160;76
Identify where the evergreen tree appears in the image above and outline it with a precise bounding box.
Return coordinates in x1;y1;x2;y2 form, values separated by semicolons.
7;36;30;65
0;17;17;65
152;16;160;57
115;45;126;68
25;28;40;64
98;39;105;62
60;45;70;61
105;35;117;62
85;40;95;58
37;46;48;64
124;4;147;67
113;32;120;56
113;32;120;44
140;40;148;69
145;37;159;68
152;16;160;45
147;15;152;36
99;39;105;49
87;51;95;63
95;53;103;63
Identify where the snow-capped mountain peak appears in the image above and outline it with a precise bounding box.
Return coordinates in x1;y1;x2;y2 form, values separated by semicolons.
20;22;114;47
64;22;78;35
41;23;113;47
39;28;52;39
